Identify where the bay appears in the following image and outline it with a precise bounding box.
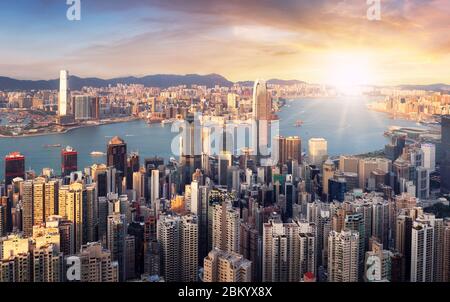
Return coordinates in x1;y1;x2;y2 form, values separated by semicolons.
0;96;424;179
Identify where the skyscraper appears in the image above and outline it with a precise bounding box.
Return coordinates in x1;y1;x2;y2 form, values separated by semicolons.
308;138;327;166
262;220;300;282
411;218;435;282
328;230;359;282
61;146;78;176
4;152;25;186
58;70;69;116
421;143;436;172
73;95;91;120
252;80;272;163
107;136;127;174
212;202;240;254
441;116;450;194
322;159;336;197
157;214;199;282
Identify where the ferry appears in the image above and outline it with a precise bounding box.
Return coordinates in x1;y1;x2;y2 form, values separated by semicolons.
90;151;106;157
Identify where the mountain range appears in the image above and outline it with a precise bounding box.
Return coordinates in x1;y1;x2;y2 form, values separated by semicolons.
0;74;306;91
0;74;448;92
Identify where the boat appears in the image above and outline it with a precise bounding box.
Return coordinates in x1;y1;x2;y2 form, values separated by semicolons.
161;119;174;126
90;151;106;157
294;120;303;127
43;144;61;148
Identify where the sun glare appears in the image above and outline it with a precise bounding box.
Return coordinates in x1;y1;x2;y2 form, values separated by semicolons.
326;53;376;94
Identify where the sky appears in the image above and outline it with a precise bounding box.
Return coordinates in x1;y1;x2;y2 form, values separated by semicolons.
0;0;449;85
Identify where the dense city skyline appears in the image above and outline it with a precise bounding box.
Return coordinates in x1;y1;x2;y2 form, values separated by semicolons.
0;0;449;86
1;1;450;287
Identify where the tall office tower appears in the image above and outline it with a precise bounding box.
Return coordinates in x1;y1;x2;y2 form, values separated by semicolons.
328;230;359;282
126;152;140;190
61;146;78;176
284;175;295;220
107;136;127;174
286;136;302;163
73;95;91;120
345;213;365;280
358;158;379;190
441;116;450;194
124;235;136;280
372;200;390;248
443;219;450;282
203;248;252;282
262;220;300;282
4;152;25;186
58;182;86;253
395;213;413;281
180;113;202;184
44;180;59;221
328;177;347;202
308;138;328;166
22;180;34;237
421;143;436;172
198;185;210;263
322;159;336;197
411;218;435;282
150;169;160;210
106;213;128;281
218;151;232;186
212;202;240;254
77;242;119;282
58;70;69;116
275;135;286;165
252;80;272;163
157;214;199;282
339;155;359;174
416;166;430;199
31;244;63;282
180;214;198;282
33;177;46;226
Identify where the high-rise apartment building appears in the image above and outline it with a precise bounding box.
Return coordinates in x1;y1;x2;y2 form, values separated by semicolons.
212;202;240;254
328;230;359;282
157;213;199;282
203;248;252;282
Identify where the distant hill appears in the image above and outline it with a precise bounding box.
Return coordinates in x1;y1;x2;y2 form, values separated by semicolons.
236;79;306;87
0;74;234;90
397;83;450;92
